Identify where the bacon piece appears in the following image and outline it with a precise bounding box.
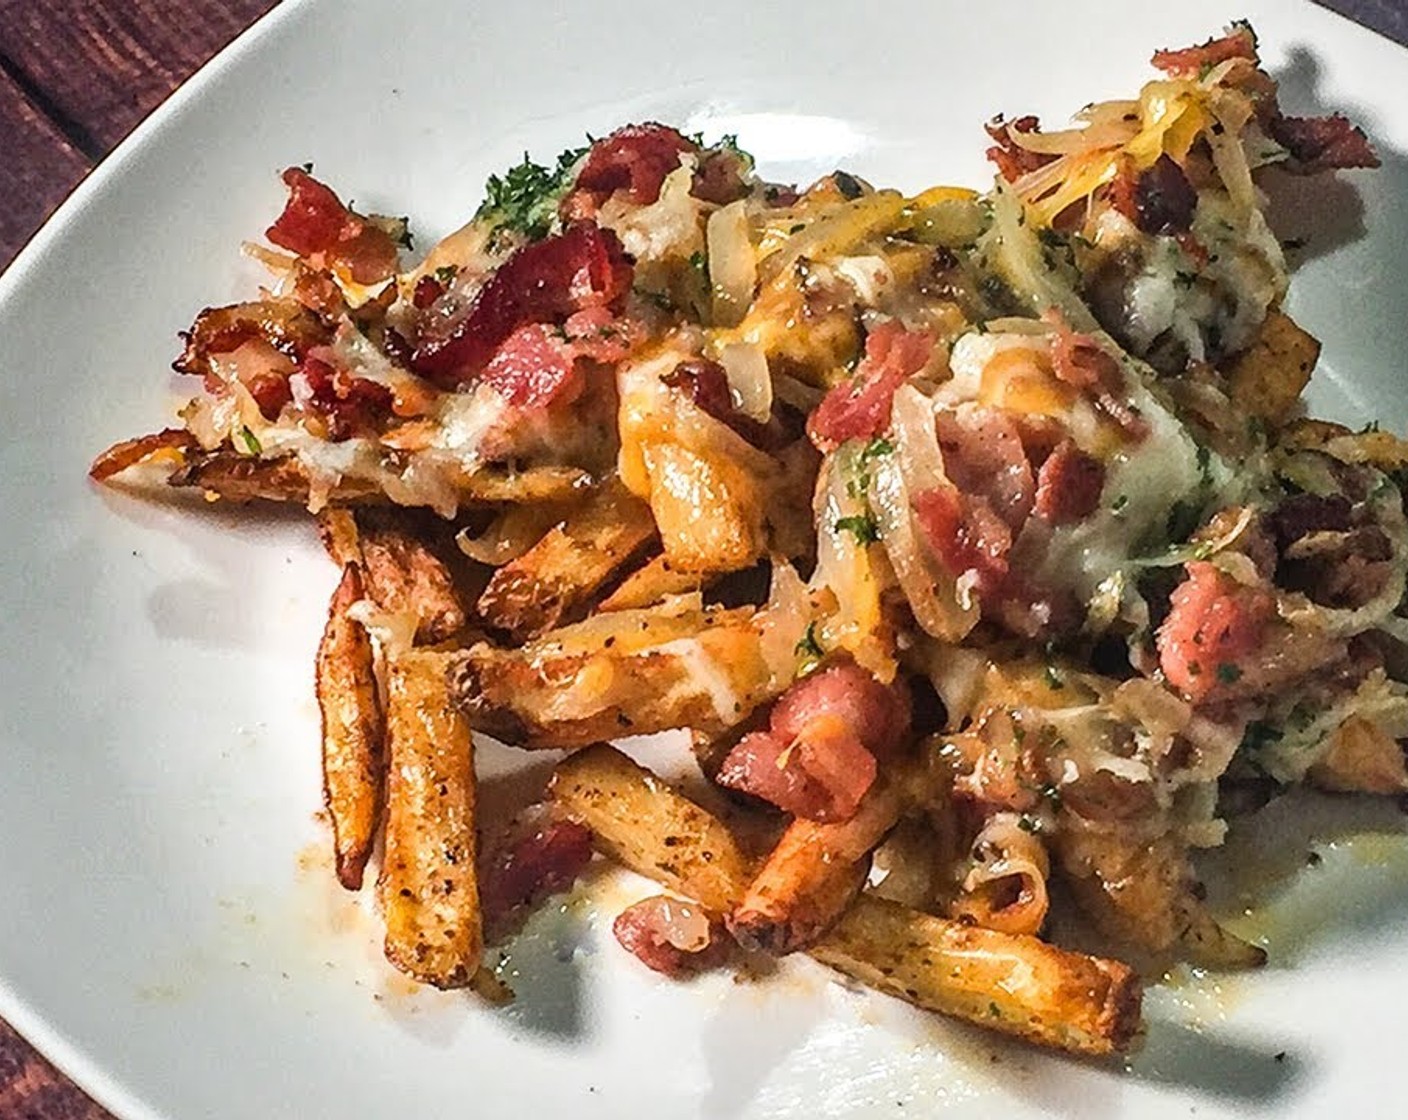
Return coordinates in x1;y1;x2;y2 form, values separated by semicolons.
290;356;395;441
1151;25;1257;78
984;116;1055;182
807;322;934;452
912;486;1012;597
573;123;697;207
174;299;329;380
247;371;293;421
1034;441;1105;525
1268;114;1380;174
1271;493;1352;547
770;662;911;759
612;895;728;977
716;728;876;823
481;323;581;409
411;222;632;388
718;663;910;822
935;408;1035;529
1156;561;1276;703
266;168;401;285
479;816;593;930
561;305;641;365
1049;325;1148;440
691;145;752;205
412;274;445;310
1110;155;1197;235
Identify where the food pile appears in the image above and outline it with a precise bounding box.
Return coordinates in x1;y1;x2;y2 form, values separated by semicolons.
93;24;1399;1057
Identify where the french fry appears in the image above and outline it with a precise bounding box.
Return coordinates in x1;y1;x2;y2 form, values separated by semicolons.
453;601;779;748
380;649;483;989
315;563;386;890
355;512;468;645
549;745;1143;1056
729;775;905;953
477;477;658;639
169;451;381;505
599;553;703;612
812;896;1142;1057
1225;308;1320;427
550;745;752;913
316;507;361;567
642;441;768;573
88;428;198;482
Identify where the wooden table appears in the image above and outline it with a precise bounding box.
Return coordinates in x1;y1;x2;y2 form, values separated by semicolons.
1;0;1405;1115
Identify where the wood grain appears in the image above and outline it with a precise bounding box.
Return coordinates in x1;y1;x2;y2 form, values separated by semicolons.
0;68;91;267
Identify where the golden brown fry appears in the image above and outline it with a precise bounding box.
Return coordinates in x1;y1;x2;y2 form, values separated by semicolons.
316;563;386;890
356;512;467;645
812;895;1142;1057
1225;308;1320;427
316;508;361;567
550;745;752;913
1307;714;1408;794
550;745;1143;1056
477;478;658;639
169;451;383;505
729;775;905;953
643;442;767;573
88;428;198;482
453;602;778;748
380;649;482;989
599;554;704;612
1057;831;1265;970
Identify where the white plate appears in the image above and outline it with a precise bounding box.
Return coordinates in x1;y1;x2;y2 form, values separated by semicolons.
3;1;1408;1116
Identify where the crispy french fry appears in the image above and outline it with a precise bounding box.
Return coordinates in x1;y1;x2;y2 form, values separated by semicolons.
356;512;468;645
316;508;361;567
549;745;1143;1056
453;601;779;748
643;441;768;573
1058;832;1265;971
315;563;386;890
812;896;1142;1057
729;775;905;953
88;428;198;482
600;553;704;612
380;650;482;988
550;745;752;913
169;451;382;505
1225;308;1320;427
477;478;658;639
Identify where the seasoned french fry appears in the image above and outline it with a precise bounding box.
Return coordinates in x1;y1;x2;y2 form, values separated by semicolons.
812;896;1142;1057
316;507;361;567
1225;308;1320;427
356;512;468;645
380;650;482;988
599;553;704;612
88;428;198;482
315;562;386;890
642;441;767;573
550;745;752;913
477;477;658;639
169;451;381;505
453;601;780;748
730;775;905;953
549;745;1143;1056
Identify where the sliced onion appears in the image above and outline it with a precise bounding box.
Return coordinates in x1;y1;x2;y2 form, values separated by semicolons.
717;340;773;423
706;200;757;328
1006;118;1139;156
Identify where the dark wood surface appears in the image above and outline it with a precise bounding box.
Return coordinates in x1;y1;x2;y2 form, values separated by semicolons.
0;1;1404;1117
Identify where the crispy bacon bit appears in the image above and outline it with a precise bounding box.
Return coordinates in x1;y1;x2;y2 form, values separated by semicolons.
718;663;910;822
481;323;580;409
89;428;198;481
266;168;401;285
912;486;1012;597
561;306;641;365
479;816;593;930
174;299;329;380
411;222;632;388
291;356;395;441
612;895;728;977
573;123;698;208
1151;25;1257;78
1049;324;1149;440
691;145;752;205
247;372;293;421
1272;493;1352;547
935;408;1034;529
662;359;781;449
412;274;445;310
1268;114;1380;174
807;322;934;452
1034;441;1105;524
1110;155;1197;235
984;116;1054;182
1157;561;1276;703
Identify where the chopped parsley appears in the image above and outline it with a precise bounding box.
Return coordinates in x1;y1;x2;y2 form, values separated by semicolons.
835;514;881;544
1216;662;1243;684
795;621;825;661
433;264;459;287
237;426;262;456
1043;664;1065;691
476;144;588;240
